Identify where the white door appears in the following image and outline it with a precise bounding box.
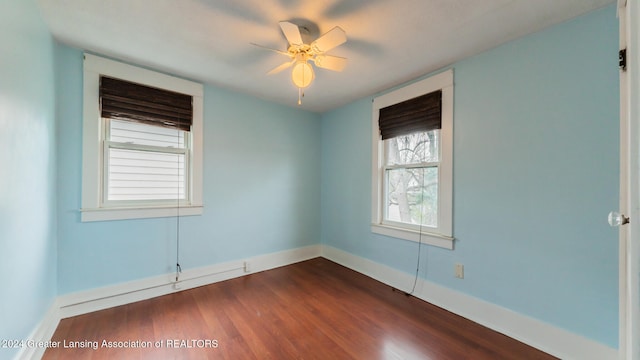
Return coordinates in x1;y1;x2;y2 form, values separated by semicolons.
616;1;639;359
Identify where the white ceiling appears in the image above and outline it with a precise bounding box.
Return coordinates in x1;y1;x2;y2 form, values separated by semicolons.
37;0;614;113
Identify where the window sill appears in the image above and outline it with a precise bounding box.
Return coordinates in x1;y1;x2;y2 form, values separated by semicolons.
81;205;203;222
371;223;454;250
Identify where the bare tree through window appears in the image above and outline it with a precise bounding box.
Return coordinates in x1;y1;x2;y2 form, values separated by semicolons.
385;130;439;227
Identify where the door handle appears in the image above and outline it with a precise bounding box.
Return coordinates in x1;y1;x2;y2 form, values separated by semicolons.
608;211;630;227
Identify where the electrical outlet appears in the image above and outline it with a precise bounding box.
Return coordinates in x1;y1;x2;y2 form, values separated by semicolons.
243;261;251;273
455;263;464;279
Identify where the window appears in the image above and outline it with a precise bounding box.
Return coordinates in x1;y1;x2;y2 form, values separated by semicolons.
81;54;203;222
371;70;454;249
384;130;440;228
105;119;188;203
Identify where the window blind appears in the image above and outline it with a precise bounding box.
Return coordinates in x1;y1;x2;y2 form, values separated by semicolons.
378;90;442;140
100;76;193;132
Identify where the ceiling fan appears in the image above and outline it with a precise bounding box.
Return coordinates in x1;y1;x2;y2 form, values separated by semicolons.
253;21;347;105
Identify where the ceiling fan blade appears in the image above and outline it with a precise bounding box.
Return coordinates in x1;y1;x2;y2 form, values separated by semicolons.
279;21;303;46
310;26;347;53
250;43;290;57
267;60;294;75
313;55;347;72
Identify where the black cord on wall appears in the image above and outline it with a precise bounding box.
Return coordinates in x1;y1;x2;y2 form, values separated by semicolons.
175;138;182;283
408;134;429;296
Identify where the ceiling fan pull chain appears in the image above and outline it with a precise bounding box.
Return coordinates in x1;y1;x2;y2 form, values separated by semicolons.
298;88;302;105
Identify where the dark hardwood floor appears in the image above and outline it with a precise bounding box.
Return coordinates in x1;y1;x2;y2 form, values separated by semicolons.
43;258;556;359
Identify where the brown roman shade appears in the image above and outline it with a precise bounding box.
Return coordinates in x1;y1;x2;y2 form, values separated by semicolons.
378;90;442;140
100;76;193;131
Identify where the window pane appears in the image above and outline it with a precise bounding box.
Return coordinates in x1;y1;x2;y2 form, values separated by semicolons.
109;119;185;148
108;148;185;201
385;130;439;166
385;167;438;227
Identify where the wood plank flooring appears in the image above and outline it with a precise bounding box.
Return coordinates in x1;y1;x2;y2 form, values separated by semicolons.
43;258;556;359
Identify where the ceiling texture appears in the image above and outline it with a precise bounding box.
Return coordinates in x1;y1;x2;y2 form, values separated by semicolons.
37;0;614;113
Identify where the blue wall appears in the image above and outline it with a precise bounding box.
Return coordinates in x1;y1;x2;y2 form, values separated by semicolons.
0;1;58;359
321;5;619;348
55;46;321;294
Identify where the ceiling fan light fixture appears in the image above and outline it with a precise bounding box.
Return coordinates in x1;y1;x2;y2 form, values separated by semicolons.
291;60;314;89
254;21;347;105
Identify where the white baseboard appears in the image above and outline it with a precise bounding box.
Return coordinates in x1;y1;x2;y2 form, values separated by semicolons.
321;245;618;360
14;299;60;360
22;244;617;360
58;244;321;319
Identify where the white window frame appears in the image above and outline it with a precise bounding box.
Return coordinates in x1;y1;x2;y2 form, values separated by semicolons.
371;69;454;249
81;53;204;222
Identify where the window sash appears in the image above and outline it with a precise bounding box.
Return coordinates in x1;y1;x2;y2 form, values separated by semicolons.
109;118;186;149
102;118;191;206
382;163;439;229
383;130;441;166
